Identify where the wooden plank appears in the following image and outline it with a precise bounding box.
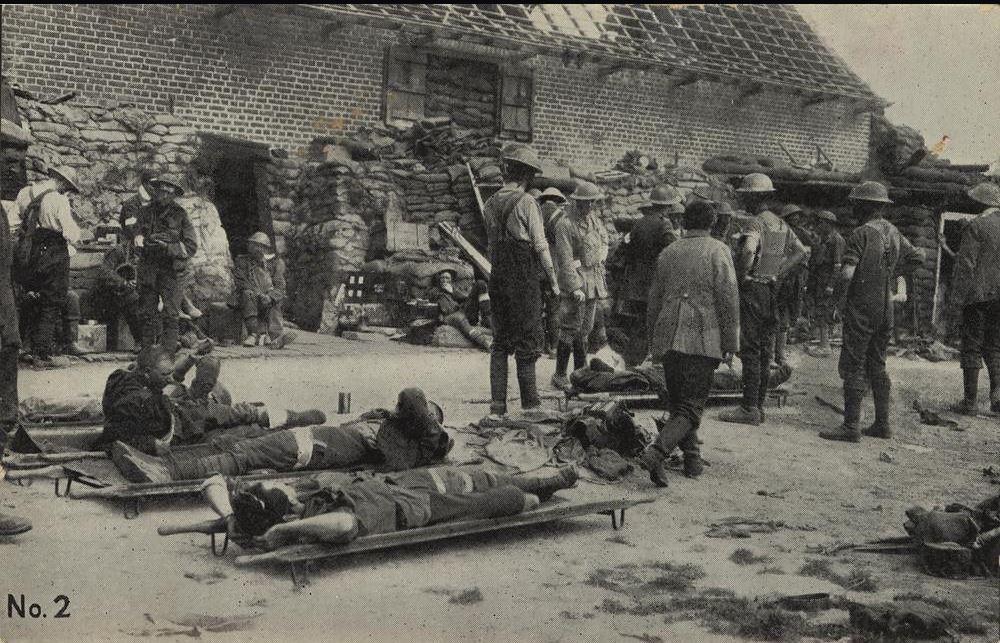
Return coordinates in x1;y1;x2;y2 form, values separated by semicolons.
235;497;655;566
69;468;346;500
438;222;491;279
466;162;486;222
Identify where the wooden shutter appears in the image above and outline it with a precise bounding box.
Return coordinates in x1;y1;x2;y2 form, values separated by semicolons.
385;46;427;125
499;70;533;141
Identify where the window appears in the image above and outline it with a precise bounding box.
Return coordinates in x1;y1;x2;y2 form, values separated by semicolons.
500;71;533;141
384;46;427;125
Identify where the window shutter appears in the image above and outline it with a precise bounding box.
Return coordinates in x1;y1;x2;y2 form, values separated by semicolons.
385;46;427;125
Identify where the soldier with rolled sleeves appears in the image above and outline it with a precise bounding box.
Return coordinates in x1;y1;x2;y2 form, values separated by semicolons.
539;187;568;357
550;181;609;391
613;185;683;367
483;144;559;416
719;173;808;426
12;165;82;366
773;203;813;365
820;182;924;442
949;182;1000;415
130;177;197;357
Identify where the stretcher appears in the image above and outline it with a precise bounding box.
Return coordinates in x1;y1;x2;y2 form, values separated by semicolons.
164;495;655;586
559;387;790;411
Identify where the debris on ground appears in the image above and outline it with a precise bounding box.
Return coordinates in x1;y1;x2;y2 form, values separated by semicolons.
756;489;786;499
706;517;816;539
798;559;879;592
448;588;484;605
879;451;894;464
912;399;960;429
729;548;773;565
903;492;1000;577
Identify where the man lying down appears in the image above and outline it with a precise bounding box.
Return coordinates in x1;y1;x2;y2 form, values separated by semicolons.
111;387;454;483
202;464;579;549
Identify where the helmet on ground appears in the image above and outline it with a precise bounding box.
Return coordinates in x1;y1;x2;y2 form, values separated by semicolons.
539;187;567;204
779;204;803;219
570;180;604;201
501;143;543;173
641;185;683;209
849;181;893;204
967;182;1000;208
736;172;774;193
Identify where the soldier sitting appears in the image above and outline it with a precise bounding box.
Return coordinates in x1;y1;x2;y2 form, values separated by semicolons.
232;232;296;349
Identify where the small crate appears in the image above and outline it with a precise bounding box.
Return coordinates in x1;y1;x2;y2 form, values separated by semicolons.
386;220;429;252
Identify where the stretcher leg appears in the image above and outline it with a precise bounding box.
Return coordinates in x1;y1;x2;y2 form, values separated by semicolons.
123;498;141;519
54;477;72;497
210;532;229;557
290;561;311;588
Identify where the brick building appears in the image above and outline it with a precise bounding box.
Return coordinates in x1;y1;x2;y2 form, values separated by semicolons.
1;4;883;171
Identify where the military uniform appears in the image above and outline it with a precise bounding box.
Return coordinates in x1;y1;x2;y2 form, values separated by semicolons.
540;199;567;353
837;218;923;431
810;229;846;325
0;203;20;440
552;203;609;354
732;208;806;414
951;203;1000;412
94;240;143;350
129;195;197;355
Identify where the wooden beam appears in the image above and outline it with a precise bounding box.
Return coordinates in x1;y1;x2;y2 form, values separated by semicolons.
667;72;699;91
800;92;840;110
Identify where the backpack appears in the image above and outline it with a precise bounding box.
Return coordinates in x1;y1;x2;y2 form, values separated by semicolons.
12;189;55;284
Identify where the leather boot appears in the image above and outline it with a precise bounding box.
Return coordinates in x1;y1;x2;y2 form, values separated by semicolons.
950;369;979;415
189;356;222;400
168;451;242;481
864;376;892;438
552;342;572;391
468;327;492;351
515;355;541;410
572;337;587;372
64;318;87;356
172;353;198;383
281;409;327;429
820;385;864;442
508;465;578;500
718;406;762;426
638;444;670;487
489;350;509;416
111;441;174;483
680;430;703;478
988;358;1000;413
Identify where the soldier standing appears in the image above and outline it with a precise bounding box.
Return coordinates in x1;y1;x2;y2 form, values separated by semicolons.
538;187;568;358
820;182;923;442
807;210;845;356
949;182;1000;414
719;173;807;426
131;177;197;357
550;181;609;390
483;144;559;416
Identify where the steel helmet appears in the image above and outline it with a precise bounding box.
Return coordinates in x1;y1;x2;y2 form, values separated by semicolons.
527;188;542;199
967;182;1000;208
642;185;683;208
815;210;838;223
779;204;803;219
47;165;81;193
539;187;567;204
247;232;272;249
849;181;893;204
736;172;774;193
501;143;543;173
715;201;735;215
570;180;604;201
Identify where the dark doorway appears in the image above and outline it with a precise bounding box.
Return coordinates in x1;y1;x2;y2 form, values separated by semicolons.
198;133;273;257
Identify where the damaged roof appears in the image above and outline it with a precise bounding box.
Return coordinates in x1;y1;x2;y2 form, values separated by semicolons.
297;4;880;101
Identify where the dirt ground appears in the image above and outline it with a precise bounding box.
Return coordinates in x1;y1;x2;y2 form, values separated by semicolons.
2;336;998;642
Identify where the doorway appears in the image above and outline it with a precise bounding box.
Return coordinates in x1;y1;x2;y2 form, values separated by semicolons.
199;133;273;257
932;211;976;338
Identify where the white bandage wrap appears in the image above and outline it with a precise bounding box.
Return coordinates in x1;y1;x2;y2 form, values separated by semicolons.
289;426;314;470
426;468;447;494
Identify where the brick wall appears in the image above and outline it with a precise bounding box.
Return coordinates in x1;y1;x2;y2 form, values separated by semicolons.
531;63;871;173
0;4;392;155
2;4;871;172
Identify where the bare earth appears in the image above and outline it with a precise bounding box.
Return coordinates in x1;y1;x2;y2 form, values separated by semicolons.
2;335;998;642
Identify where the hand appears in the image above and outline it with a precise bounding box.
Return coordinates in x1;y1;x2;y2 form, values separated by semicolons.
723;352;735;369
572;289;586;303
890;292;907;304
134;234;145;248
550;283;560;298
824;286;834;296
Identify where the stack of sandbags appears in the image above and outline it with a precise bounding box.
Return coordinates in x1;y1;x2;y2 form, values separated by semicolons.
176;195;234;307
362;248;474;300
411;117;498;170
702;154;861;183
887;205;937;328
425;55;498;131
870;115;925;175
266;157;303;256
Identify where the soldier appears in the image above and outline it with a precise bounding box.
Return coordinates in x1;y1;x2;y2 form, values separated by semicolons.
773;204;813;365
94;219;143;351
820;182;923;442
949;182;1000;415
613;185;682;366
719;173;808;426
233;232;295;349
129;177;197;357
807;211;845;356
539;187;568;357
12;165;81;366
483;144;559;416
550;181;609;391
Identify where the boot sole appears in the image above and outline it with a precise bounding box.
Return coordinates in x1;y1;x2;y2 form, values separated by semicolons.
110;443;169;483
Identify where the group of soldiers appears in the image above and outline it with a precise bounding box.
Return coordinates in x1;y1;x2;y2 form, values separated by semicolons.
482;142;1000;486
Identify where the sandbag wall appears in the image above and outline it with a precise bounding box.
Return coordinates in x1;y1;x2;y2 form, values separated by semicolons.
424;55;498;130
886;205;938;331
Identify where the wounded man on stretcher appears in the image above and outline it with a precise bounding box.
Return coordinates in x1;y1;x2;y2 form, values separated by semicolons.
569;355;792;395
193;464;579;550
111;387;454;483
